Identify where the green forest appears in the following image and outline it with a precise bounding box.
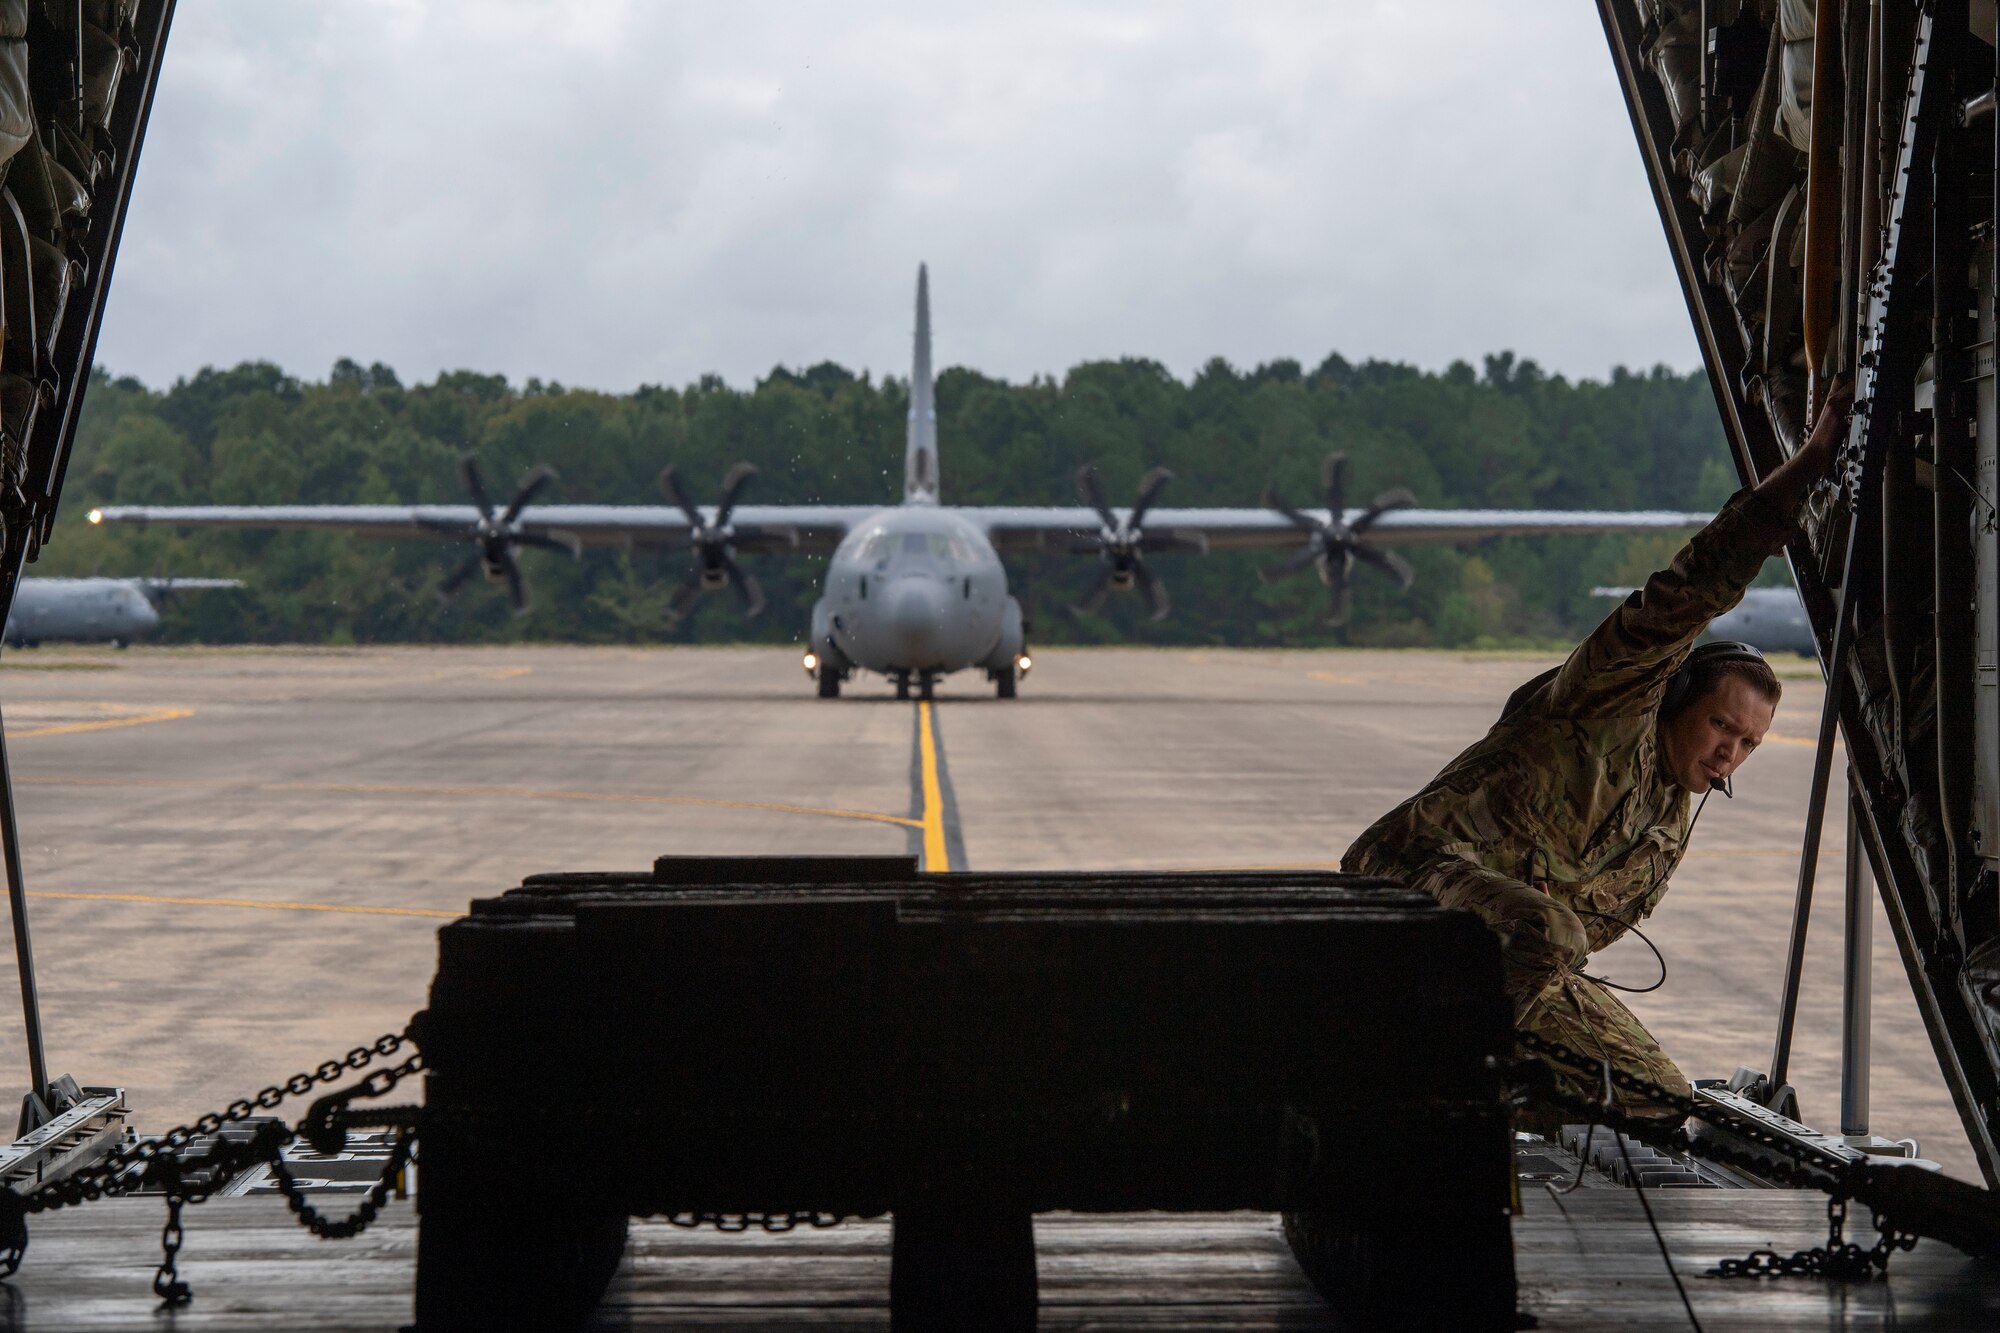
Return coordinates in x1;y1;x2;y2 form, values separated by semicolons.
36;351;1757;649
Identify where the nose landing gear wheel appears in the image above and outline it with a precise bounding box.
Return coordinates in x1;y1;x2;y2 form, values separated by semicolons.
995;671;1016;699
817;671;841;699
895;673;911;701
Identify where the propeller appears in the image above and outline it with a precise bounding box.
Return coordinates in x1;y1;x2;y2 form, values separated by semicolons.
1259;452;1416;627
658;461;793;624
1069;465;1206;621
419;455;581;615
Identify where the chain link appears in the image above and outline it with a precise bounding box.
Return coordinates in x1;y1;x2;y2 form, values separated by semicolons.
151;1195;190;1307
15;1031;415;1220
1709;1195;1914;1279
665;1211;850;1233
0;1030;424;1307
1512;1029;1922;1278
269;1130;415;1240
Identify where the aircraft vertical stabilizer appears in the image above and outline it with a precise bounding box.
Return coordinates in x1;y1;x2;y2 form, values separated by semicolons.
904;264;939;505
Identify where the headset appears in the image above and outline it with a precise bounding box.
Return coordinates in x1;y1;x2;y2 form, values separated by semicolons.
1659;639;1770;722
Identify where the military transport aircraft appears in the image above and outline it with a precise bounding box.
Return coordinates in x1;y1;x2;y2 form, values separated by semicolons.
92;267;1711;698
1595;583;1814;656
3;577;243;648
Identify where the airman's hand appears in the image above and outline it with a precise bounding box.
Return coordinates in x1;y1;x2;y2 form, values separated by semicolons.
1754;379;1854;514
1802;380;1855;466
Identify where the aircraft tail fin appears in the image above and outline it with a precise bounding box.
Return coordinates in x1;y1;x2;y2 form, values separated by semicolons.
904;264;939;505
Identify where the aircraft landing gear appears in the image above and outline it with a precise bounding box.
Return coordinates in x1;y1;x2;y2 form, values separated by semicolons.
817;670;841;699
994;669;1017;699
894;671;938;700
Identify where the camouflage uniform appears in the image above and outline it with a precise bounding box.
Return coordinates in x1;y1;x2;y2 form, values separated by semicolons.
1344;488;1794;1126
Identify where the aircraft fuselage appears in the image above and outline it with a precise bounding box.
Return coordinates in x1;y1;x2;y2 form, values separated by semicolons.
812;506;1023;681
4;579;160;647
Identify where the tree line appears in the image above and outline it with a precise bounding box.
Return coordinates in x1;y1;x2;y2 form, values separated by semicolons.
36;351;1752;648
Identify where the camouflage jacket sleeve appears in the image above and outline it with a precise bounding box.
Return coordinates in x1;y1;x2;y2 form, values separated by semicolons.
1549;487;1793;718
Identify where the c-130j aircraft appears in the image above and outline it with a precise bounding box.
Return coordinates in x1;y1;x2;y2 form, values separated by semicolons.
95;267;1711;699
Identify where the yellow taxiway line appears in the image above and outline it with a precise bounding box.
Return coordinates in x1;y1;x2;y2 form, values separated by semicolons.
26;889;457;919
916;700;951;871
10;705;194;738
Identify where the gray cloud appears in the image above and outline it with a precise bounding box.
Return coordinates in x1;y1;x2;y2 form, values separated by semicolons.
96;1;1700;391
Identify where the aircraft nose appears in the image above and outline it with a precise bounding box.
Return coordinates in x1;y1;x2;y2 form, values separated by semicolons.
883;576;946;667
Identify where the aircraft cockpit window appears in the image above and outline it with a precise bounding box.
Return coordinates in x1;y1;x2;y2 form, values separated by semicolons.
844;527;892;562
898;532;973;561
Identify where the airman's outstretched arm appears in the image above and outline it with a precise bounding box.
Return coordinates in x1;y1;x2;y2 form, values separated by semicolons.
1549;387;1851;719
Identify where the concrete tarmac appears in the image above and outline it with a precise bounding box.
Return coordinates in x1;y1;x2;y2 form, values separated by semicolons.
0;643;1976;1183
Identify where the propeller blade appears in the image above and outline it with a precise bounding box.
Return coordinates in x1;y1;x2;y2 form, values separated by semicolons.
501;552;528;614
502;466;559;523
1131;557;1171;621
1260;486;1322;533
714;462;758;528
1320;452;1347;518
1075;465;1119;532
1070;567;1114;615
664;578;702;625
1325;560;1352;628
1352;487;1417;534
1129;466;1174;530
658;465;706;530
414;515;475;538
458;455;495;519
1260;543;1322;584
438;553;480;598
1352;541;1416;589
720;552;766;618
515;529;583;558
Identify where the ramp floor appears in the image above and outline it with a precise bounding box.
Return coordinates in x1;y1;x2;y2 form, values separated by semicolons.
1;1192;1995;1329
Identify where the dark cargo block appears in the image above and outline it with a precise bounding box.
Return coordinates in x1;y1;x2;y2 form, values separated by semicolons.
412;861;1513;1331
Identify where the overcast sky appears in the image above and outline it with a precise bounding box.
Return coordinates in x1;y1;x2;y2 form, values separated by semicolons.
94;1;1702;393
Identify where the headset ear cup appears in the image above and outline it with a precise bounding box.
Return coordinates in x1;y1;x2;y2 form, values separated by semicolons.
1661;641;1769;720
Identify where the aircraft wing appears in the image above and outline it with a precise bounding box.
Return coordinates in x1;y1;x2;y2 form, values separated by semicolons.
136;577;245;591
89;504;880;554
966;506;1714;553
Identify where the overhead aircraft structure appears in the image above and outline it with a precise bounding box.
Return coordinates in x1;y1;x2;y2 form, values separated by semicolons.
1593;583;1814;657
93;267;1712;698
3;577;243;648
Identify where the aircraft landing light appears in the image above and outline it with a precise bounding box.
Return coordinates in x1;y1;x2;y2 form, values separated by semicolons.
802;650;819;674
1017;654;1032;673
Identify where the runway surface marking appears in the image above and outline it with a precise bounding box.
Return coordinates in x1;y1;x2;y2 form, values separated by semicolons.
25;889;456;919
914;701;952;871
6;703;194;738
14;774;921;830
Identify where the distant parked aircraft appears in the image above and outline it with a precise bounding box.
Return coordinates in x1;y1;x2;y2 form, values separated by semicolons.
4;577;243;648
1593;584;1815;656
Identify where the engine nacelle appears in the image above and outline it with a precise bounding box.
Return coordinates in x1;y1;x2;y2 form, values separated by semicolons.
980;596;1026;672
